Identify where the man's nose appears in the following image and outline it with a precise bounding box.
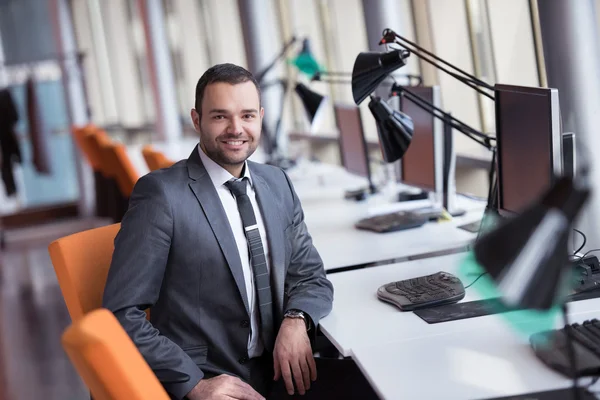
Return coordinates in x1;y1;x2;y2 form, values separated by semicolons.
227;117;243;134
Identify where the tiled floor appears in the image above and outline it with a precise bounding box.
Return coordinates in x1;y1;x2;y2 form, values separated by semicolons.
0;218;107;400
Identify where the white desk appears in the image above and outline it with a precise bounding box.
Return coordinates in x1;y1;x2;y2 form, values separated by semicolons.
291;163;486;270
309;214;480;271
351;317;600;400
319;252;600;357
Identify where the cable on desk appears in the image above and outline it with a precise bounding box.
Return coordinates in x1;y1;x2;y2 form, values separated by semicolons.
576;248;600;263
464;272;488;289
585;376;599;390
573;228;587;255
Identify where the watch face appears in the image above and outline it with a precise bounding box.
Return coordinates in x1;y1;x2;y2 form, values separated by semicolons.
286;310;304;318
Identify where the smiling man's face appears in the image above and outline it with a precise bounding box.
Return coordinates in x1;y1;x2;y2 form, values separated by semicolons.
192;81;264;177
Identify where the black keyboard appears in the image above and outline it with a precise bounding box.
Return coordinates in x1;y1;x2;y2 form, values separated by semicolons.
531;318;600;377
377;271;466;311
355;211;429;233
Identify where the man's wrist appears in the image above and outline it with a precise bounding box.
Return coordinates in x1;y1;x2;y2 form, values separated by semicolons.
284;309;311;331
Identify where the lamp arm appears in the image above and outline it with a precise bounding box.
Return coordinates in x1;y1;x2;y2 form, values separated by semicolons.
401;46;494;100
381;28;494;94
315;73;423;86
395;85;495;150
319;71;352;76
256;36;298;83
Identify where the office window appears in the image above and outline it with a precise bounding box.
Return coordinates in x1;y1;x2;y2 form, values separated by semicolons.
427;0;486;159
71;0;147;130
466;0;541;134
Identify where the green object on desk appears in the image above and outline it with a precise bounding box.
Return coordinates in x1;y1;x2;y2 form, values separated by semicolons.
458;251;565;340
289;53;322;77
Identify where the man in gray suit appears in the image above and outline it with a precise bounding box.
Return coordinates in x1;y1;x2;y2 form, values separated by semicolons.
103;64;334;400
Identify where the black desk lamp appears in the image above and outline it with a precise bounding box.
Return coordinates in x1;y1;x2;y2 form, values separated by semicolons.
351;28;498;216
294;83;328;132
460;173;591;400
257;37;325;167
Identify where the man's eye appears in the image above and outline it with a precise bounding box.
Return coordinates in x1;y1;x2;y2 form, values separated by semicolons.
213;115;225;120
243;114;255;119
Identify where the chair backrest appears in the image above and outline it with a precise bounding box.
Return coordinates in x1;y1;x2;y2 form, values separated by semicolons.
72;125;100;169
62;308;170;400
48;223;121;321
86;130;114;177
142;145;175;171
106;143;139;197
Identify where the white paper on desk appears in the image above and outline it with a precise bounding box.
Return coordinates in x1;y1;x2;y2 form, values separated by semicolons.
366;199;439;216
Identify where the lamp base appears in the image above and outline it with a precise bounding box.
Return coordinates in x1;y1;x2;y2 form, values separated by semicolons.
480;387;594;400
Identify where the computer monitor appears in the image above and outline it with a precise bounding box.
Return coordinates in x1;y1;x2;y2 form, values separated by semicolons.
562;132;576;179
334;104;372;181
392;86;444;199
495;84;562;217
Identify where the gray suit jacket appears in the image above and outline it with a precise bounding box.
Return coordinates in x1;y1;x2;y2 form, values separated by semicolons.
102;147;333;399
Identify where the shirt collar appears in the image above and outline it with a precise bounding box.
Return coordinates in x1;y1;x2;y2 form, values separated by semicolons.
197;144;253;188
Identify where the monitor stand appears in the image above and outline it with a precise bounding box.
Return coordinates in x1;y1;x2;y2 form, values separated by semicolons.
397;190;428;202
344;183;379;202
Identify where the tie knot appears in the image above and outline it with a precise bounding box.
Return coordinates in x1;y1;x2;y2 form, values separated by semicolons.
225;178;248;197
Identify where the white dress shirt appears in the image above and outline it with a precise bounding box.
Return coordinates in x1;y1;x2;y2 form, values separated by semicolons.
198;146;270;358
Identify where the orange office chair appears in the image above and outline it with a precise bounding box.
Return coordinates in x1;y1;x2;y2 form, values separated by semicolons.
71;124;100;169
48;223;122;322
105;143;140;198
49;223;150;321
142;145;175;171
62;308;172;400
86;133;132;222
83;128;112;175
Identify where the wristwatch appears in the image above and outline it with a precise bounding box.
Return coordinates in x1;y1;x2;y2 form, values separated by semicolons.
284;309;311;331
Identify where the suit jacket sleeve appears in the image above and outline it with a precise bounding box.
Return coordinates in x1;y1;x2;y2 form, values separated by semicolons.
281;170;334;331
102;173;203;399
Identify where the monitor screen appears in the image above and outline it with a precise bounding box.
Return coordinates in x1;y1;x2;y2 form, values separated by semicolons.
397;86;440;192
495;84;561;216
334;104;371;179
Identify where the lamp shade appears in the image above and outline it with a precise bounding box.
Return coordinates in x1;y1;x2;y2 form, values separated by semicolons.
290;39;322;77
472;176;589;310
368;96;414;163
352;49;410;105
295;83;328;132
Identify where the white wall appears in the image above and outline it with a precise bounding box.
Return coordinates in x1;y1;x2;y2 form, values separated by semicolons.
101;0;145;127
428;0;486;159
487;0;539;87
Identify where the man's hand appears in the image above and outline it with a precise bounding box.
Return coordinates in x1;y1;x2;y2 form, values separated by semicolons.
273;317;317;395
186;374;265;400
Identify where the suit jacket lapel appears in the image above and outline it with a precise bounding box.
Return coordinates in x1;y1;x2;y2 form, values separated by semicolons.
187;148;250;315
250;164;286;296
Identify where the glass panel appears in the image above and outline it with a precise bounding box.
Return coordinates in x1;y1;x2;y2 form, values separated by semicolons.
465;0;496;134
1;64;78;210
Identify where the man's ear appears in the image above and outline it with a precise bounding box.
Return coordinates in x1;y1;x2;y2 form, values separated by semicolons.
190;108;200;131
260;107;265;119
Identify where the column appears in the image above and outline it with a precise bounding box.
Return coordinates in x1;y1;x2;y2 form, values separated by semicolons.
237;0;284;158
538;0;600;251
51;0;94;217
138;0;182;142
362;0;419;94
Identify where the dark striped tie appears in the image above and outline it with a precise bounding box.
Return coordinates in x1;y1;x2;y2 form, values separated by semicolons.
225;178;274;351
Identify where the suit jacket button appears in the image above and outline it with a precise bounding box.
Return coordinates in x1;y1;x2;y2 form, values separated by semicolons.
240;320;250;328
239;356;248;364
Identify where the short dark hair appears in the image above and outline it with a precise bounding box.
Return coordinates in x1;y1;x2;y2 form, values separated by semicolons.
194;63;261;115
